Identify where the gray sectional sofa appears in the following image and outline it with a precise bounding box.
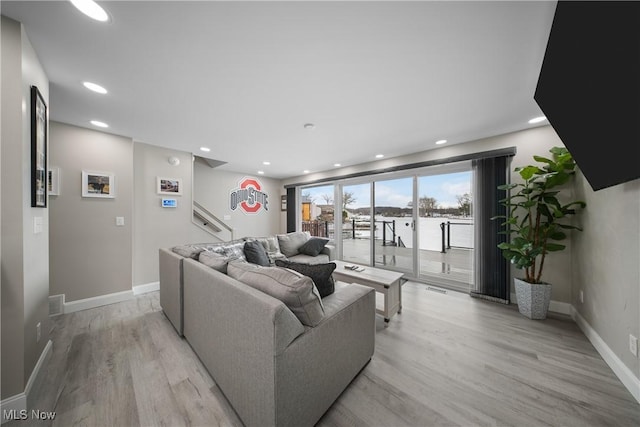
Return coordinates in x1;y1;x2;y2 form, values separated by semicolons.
159;232;335;336
158;231;376;427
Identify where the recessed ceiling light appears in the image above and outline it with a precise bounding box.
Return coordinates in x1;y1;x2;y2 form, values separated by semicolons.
528;116;547;124
334;163;341;167
257;171;265;175
90;120;108;128
375;154;384;158
304;123;316;130
70;0;110;22
83;81;107;94
435;139;447;145
200;147;211;152
263;161;271;165
303;170;310;174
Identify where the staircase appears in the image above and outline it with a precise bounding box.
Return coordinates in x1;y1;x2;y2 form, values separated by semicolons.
192;200;233;241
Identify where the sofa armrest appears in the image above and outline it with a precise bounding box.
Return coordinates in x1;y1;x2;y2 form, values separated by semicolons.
182;258;305;427
159;248;184;335
322;243;336;261
274;282;375;427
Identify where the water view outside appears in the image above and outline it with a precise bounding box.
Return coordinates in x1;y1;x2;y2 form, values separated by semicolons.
301;169;474;291
351;216;474;251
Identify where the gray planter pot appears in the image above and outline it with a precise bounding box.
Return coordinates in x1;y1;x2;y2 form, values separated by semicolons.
514;278;551;320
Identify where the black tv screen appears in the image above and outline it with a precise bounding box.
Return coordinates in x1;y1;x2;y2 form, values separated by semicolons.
534;1;640;191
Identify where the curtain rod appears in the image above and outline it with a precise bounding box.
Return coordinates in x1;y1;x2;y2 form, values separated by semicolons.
284;146;516;189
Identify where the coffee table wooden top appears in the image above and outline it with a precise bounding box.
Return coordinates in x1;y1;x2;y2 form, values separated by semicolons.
332;260;404;287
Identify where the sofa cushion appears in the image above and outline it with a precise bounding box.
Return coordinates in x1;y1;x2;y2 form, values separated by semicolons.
227;261;325;327
288;253;331;264
275;260;336;298
198;250;231;273
276;231;310;258
222;240;247;261
298;237;330;257
172;244;206;259
244;240;270;266
250;236;287;265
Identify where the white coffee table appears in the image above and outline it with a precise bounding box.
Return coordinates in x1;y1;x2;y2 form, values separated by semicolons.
332;260;405;323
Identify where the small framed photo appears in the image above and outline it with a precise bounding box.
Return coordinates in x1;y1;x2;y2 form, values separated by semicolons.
157;177;182;195
82;170;115;198
48;167;60;196
281;195;287;211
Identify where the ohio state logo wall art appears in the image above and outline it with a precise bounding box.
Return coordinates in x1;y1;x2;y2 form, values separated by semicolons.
229;177;269;214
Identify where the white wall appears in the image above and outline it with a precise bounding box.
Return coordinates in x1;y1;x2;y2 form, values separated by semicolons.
48;122;133;302
194;162;284;239
1;15;50;401
133;142;207;286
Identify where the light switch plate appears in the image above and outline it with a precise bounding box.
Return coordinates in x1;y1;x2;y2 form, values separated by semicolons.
34;217;43;234
116;216;125;226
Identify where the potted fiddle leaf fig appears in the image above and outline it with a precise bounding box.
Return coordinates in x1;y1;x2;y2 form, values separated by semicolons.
493;146;585;319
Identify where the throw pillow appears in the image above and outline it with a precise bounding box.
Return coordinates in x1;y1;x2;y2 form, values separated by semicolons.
250;236;286;265
275;260;336;298
276;231;310;258
297;237;330;257
227;261;325;327
222;241;247;262
198;250;231;273
244;240;270;266
172;244;205;259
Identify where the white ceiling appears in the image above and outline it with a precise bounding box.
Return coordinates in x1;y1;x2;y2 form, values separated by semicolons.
2;1;557;179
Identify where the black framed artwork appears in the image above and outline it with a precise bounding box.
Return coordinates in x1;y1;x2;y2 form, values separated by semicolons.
31;85;47;207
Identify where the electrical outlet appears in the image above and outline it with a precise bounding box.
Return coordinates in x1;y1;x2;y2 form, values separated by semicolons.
579;290;584;304
630;334;638;357
36;322;41;343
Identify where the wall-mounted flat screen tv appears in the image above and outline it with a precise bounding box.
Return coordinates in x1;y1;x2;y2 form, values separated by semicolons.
535;1;640;191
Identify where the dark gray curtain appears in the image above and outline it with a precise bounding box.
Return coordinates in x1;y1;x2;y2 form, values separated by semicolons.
286;187;296;232
471;155;510;303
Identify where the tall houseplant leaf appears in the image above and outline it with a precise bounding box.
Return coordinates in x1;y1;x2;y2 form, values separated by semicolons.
492;147;586;284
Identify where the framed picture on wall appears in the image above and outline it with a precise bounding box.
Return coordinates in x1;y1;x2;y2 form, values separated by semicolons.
281;195;287;211
48;167;60;196
157;177;182;195
82;170;115;198
31;85;47;207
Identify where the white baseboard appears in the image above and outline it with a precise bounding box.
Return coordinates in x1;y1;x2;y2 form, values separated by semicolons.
133;281;159;295
571;307;640;404
1;393;26;424
1;340;52;424
510;292;572;315
548;299;572;316
63;282;160;314
25;340;52;397
64;290;133;314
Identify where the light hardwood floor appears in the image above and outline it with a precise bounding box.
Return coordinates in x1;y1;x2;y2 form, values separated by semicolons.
9;282;639;427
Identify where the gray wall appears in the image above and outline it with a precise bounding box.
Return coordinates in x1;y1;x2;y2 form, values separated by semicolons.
194;162;284;240
573;173;639;378
1;16;50;400
48;122;133;302
133;142;206;286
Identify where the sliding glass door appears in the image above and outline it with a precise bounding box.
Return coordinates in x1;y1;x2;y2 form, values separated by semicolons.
299;184;335;239
416;169;474;292
373;177;415;274
341;183;371;265
299;161;475;292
